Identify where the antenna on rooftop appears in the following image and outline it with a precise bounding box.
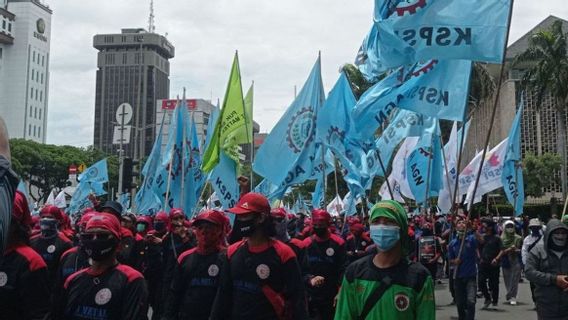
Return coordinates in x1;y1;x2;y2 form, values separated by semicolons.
148;0;156;33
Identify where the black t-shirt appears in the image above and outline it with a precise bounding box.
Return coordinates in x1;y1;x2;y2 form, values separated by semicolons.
164;248;225;320
0;244;51;320
210;239;307;320
480;234;502;264
30;232;73;288
56;264;148;320
302;234;347;300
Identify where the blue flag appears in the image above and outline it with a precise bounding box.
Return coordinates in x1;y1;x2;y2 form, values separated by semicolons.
78;159;109;184
204;103;220;152
67;181;106;214
209;151;240;210
374;0;402;21
17;180;32;213
253;55;326;188
405;125;443;205
502;97;524;216
311;176;325;209
118;193;130;213
135;113;166;215
184;112;204;216
374;0;512;68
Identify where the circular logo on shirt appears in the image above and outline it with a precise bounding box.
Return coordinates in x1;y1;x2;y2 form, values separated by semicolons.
326;248;335;257
256;264;270;280
394;293;410;312
95;288;112;305
0;272;8;287
361;241;367;246
47;245;56;254
208;264;220;277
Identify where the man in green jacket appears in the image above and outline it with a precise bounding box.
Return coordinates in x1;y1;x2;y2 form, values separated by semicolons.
334;200;435;320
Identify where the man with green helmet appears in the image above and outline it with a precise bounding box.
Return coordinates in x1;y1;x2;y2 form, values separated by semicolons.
334;200;435;320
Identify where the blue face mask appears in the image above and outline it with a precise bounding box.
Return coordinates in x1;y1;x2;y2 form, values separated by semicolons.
370;225;400;252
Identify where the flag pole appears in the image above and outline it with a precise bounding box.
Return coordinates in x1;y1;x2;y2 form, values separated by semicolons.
248;81;255;188
439;135;455;212
321;145;327;205
180;91;187;208
164;99;181;211
376;150;394;199
454;0;515;279
422;136;435;215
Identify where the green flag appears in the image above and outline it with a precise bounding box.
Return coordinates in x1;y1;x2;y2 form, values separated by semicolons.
202;52;250;172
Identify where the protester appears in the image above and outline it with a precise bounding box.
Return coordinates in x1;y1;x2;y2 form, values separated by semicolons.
143;212;168;320
56;212;94;287
334;200;435;319
271;208;306;263
499;220;523;305
448;217;479;320
477;218;502;309
210;192;308;319
100;201;137;267
345;222;371;263
52;212;149;319
525;218;568;319
30;205;73;289
164;210;227;320
521;218;543;309
0;191;51;320
416;222;442;284
303;209;346;320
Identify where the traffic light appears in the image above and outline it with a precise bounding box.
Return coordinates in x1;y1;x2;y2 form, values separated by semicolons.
122;158;133;192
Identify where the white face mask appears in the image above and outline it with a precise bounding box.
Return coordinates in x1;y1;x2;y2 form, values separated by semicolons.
552;232;568;247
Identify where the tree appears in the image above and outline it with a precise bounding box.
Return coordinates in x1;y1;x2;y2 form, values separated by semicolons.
523;153;562;198
514;20;568;200
9;139;118;202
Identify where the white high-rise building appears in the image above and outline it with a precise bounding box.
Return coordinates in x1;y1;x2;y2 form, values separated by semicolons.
0;0;51;143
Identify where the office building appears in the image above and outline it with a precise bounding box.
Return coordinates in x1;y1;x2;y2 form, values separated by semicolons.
93;28;174;159
0;0;51;143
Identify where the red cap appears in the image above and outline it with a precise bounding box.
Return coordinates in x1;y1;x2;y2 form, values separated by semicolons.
12;191;32;226
169;208;185;220
137;215;153;226
155;211;169;223
194;210;227;226
228;192;270;215
270;208;287;219
349;223;364;234
312;209;331;224
86;213;121;239
79;212;96;228
40;205;63;221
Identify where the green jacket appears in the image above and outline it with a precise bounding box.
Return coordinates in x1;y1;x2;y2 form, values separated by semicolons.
334;255;435;320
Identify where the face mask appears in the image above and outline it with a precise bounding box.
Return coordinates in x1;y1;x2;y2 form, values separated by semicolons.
136;223;147;233
313;226;328;238
153;221;166;233
40;218;58;238
238;218;257;237
370;225;400;252
81;234;118;261
456;230;465;237
530;227;541;236
551;232;568;247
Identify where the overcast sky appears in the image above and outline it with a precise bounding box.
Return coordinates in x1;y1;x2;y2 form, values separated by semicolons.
45;0;567;146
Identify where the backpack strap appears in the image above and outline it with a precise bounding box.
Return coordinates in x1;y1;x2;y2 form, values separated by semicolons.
358;276;393;320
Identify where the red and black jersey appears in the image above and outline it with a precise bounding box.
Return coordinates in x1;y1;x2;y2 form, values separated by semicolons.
345;232;372;263
163;248;225;320
302;233;347;301
57;246;90;286
0;243;51;320
55;264;148;320
210;239;308;320
30;232;73;288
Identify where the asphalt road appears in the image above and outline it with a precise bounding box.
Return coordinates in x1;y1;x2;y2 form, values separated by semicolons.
434;275;536;320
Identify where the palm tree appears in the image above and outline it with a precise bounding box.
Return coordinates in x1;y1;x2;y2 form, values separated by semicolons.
513;20;568;200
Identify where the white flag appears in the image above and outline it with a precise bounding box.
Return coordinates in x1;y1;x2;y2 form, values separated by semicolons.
54;191;67;209
464;138;509;207
379;175;405;203
45;189;56;205
326;195;343;216
390;137;419;199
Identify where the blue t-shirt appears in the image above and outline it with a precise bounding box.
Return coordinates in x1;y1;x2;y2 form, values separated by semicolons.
448;234;478;278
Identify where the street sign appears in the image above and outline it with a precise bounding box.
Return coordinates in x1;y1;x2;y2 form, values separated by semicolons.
69;164;77;174
116;103;133;125
113;125;132;144
78;163;86;173
161;99;197;110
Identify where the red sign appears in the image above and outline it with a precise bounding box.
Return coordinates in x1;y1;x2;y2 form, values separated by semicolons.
161;99;197;110
69;164;77;174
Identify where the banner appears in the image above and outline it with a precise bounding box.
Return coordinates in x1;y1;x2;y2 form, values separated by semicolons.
78;159;108;184
464;139;508;206
209;151;240;210
502;99;524;215
375;0;512;68
405;128;443;205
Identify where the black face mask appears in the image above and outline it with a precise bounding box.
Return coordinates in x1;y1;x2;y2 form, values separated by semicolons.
313;226;328;238
40;218;58;239
239;218;257;237
154;221;166;233
81;234;118;261
530;227;541;236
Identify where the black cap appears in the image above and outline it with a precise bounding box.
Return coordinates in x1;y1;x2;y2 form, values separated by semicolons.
100;201;123;219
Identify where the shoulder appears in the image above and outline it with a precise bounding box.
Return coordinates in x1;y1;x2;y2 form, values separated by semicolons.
58;232;72;244
346;234;354;241
272;240;296;263
227;240;247;259
288;238;305;249
177;247;197;264
60;246;79;262
14;245;47;272
302;237;313;247
329;234;345;246
121;228;134;238
64;268;89;289
344;255;372;282
115;264;144;283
